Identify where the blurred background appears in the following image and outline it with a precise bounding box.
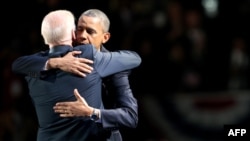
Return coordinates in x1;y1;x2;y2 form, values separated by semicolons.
2;0;250;141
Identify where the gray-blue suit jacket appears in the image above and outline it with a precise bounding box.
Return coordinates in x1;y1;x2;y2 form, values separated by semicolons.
12;44;141;141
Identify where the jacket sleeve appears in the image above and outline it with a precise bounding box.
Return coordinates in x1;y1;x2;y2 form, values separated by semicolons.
12;51;49;75
94;49;142;77
100;70;138;129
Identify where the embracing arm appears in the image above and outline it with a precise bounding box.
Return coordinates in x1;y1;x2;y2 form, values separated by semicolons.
101;70;138;128
53;70;138;129
11;51;93;77
94;50;142;77
12;51;48;75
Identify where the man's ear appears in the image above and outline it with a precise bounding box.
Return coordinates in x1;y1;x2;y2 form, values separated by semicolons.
72;29;76;40
102;32;110;44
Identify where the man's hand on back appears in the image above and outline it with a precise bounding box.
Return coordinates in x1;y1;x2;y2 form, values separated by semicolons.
53;89;93;117
46;51;93;77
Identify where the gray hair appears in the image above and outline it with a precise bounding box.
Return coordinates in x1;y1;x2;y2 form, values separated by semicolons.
41;10;76;45
80;9;110;32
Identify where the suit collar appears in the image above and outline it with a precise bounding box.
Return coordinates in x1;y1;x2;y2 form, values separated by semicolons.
49;45;73;58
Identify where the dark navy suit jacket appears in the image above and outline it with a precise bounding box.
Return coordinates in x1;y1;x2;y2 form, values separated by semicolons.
12;44;141;141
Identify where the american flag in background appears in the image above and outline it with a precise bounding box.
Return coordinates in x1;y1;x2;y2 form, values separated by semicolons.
159;90;250;141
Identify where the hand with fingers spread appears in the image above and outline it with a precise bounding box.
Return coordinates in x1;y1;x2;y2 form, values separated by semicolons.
53;89;93;117
47;51;94;77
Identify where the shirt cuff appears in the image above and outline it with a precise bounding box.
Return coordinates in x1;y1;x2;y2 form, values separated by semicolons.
43;60;49;70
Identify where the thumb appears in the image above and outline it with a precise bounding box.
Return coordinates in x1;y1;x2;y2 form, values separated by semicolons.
74;89;82;100
74;89;88;105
